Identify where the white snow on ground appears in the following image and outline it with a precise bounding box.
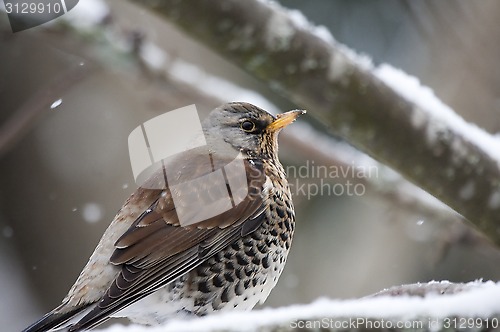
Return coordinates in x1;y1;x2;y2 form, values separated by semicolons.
97;281;500;332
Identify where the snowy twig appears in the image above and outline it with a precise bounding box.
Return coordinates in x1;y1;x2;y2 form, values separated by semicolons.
130;0;500;246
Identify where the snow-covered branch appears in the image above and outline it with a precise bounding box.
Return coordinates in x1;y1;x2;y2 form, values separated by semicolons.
97;281;500;332
131;0;500;246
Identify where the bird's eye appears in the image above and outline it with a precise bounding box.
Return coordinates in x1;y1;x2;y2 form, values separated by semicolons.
240;120;256;132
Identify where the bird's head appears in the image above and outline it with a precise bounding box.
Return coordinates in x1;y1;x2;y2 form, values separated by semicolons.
203;102;305;160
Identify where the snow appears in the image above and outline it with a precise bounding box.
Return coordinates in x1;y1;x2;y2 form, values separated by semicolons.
82;202;104;223
96;281;500;332
265;9;295;51
335;43;373;72
63;0;109;29
140;42;168;71
286;8;335;44
50;98;62;109
374;64;500;167
328;52;351;82
266;1;372;79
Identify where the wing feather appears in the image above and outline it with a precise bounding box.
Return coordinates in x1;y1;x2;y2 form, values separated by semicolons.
68;158;268;331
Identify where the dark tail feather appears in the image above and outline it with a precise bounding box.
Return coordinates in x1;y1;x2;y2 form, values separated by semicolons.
23;305;91;332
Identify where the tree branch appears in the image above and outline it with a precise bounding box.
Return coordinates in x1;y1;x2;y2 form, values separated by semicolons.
130;0;500;246
97;281;500;332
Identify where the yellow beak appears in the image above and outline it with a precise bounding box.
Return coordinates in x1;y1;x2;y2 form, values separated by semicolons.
267;110;306;132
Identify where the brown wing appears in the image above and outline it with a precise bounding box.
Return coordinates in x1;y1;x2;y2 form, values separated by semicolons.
68;155;268;331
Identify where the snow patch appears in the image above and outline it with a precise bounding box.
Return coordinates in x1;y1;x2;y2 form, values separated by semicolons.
266;1;371;79
374;64;500;166
50;98;63;110
63;0;109;29
328;53;350;82
411;107;426;129
82;203;104;223
265;10;295;51
336;43;373;72
311;25;335;44
285;8;310;30
140;42;168;71
327;44;372;81
97;281;500;332
287;8;335;44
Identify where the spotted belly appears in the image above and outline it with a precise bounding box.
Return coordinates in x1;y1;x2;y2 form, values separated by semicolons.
117;216;293;325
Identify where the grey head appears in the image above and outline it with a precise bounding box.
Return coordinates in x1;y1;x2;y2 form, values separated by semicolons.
203;102;305;160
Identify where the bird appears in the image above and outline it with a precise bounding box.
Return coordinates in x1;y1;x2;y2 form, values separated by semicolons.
24;102;305;331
